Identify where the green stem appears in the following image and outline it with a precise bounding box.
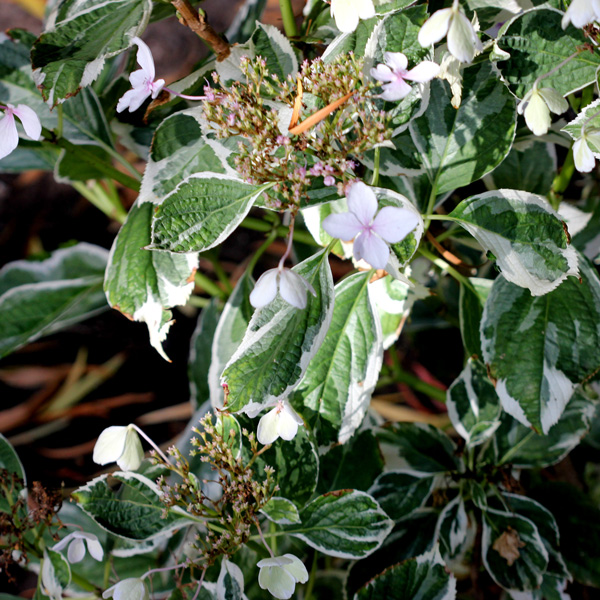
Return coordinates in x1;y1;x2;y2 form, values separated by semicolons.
56;105;64;138
208;256;233;294
188;296;212;308
550;147;575;210
303;551;318;600
71;181;127;223
71;572;99;593
371;146;380;187
248;229;278;273
419;247;476;293
194;271;227;299
279;0;299;37
241;217;319;246
498;430;536;464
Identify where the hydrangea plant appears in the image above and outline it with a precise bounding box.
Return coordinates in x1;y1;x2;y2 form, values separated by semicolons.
2;0;600;598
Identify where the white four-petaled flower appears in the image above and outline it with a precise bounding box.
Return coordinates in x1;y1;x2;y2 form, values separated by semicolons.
257;554;309;600
562;0;600;29
256;399;304;445
117;37;165;113
322;182;420;270
103;578;149;600
573;126;600;173
92;424;144;471
330;0;376;34
52;531;104;564
249;266;316;310
418;0;482;64
0;103;42;160
370;52;440;101
517;85;568;137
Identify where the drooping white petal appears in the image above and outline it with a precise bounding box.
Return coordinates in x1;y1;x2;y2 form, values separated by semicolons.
371;206;420;243
132;37;155;81
380;79;413;101
93;426;128;465
347;181;378;226
523;91;551;136
355;0;376;19
0;110;19;160
67;538;86;564
279;270;309;309
13;104;42;141
249;268;279;308
370;64;396;83
537;87;568;115
404;61;440;83
330;0;360;33
447;11;481;63
574;137;596;172
281;554;309;583
82;533;104;561
418;8;453;47
322;211;363;241
383;52;408;72
116;427;144;471
277;403;303;441
116;87;151;113
257;406;281;445
52;533;73;552
354;230;390;270
103;578;149;600
258;564;296;600
562;0;597;28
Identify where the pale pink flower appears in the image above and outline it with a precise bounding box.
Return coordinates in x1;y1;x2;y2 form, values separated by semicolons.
0;103;42;160
371;52;440;101
322;182;420;270
53;531;104;564
117;37;165;113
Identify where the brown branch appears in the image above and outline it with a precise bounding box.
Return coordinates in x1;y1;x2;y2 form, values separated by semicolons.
171;0;230;61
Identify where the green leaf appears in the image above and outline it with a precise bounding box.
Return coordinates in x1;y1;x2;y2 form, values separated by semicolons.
450;189;578;296
484;141;556;195
0;243;108;358
480;255;600;433
377;423;461;474
150;175;270;253
447;359;502;448
482;507;549;592
250;23;298;80
409;62;516;196
208;270;255;409
435;497;470;562
226;0;268;43
459;277;492;358
260;497;301;525
72;472;191;541
485;389;597;468
222;249;334;413
0;434;26;513
293;272;383;442
354;546;456;600
317;430;384;494
141;107;237;204
369;471;435;522
104;201;197;360
563;98;600;150
44;549;71;592
31;0;153;106
216;559;245;600
287;490;394;559
497;8;600;99
189;300;220;410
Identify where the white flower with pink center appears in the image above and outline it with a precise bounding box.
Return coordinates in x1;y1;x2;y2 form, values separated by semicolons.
322;182;420;270
0;103;42;160
371;52;440;101
117;37;165;113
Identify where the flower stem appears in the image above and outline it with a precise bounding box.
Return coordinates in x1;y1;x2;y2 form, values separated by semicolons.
278;214;297;269
194;271;227;299
130;424;171;464
533;51;580;89
191;569;207;600
142;562;188;580
418;247;476;293
371;146;380;187
255;518;275;557
279;0;299;38
163;86;208;101
303;551;319;600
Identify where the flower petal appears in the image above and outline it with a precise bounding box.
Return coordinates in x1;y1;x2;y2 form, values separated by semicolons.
346;181;378;226
331;0;360;33
151;79;166;99
93;426;128;465
258;565;296;600
574;138;596;172
116;87;151;113
52;533;74;552
562;0;596;28
370;64;395;83
379;79;413;101
404;61;440;83
537;87;568;115
116;427;144;471
355;0;376;19
13;104;41;141
133;37;155;81
447;11;481;63
371;206;420;243
322;211;362;241
257;406;281;445
524;92;551;136
279;270;309;309
0;111;19;160
418;8;452;47
383;52;408;72
282;554;309;583
249;268;279;308
67;538;86;564
277;403;303;441
354;231;390;270
84;536;104;561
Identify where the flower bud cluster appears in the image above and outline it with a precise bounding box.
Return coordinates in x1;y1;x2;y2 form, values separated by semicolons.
200;53;391;207
156;414;276;569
